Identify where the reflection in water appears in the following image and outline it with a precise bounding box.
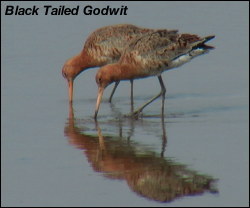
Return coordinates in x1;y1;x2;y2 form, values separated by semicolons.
64;104;218;203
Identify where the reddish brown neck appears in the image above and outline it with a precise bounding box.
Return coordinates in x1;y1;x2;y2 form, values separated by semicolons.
113;63;139;81
69;50;96;70
63;50;99;82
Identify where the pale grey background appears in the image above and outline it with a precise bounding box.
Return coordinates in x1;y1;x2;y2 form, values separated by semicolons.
2;1;249;206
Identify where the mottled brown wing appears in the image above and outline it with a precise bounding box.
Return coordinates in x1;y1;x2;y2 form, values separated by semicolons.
120;30;207;70
83;24;154;64
120;30;182;67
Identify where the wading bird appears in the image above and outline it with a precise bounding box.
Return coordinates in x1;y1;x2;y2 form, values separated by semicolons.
94;30;215;119
62;24;162;103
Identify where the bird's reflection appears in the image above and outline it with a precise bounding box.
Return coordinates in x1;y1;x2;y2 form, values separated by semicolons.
64;104;218;203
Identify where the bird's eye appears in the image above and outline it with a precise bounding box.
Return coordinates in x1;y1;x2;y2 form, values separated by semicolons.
98;77;102;82
62;71;66;78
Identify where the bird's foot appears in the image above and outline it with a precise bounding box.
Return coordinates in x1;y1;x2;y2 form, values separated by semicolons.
124;109;142;119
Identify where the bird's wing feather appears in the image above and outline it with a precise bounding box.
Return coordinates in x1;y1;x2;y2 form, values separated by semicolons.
83;24;154;64
120;30;204;70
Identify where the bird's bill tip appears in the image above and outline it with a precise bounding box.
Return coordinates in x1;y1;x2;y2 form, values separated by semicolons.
94;87;104;119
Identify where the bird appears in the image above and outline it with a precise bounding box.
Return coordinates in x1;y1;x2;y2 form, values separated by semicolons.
94;30;215;119
62;24;161;103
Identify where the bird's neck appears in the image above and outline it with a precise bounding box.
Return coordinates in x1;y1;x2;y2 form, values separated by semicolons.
68;51;95;70
110;63;138;81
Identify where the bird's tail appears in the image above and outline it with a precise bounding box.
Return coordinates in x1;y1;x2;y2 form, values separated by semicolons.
186;35;215;58
186;34;215;50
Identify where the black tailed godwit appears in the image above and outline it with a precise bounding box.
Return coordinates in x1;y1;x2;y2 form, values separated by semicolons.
94;30;215;119
62;24;163;103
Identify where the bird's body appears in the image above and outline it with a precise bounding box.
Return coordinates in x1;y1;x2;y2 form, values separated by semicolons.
62;24;157;102
94;30;215;119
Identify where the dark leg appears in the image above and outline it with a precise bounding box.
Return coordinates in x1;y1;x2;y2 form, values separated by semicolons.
131;75;166;118
158;75;166;117
109;81;120;103
130;80;134;112
160;112;167;157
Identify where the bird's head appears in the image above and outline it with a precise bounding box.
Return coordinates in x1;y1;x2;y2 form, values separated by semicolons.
94;64;120;119
62;60;83;82
95;65;116;89
62;55;85;103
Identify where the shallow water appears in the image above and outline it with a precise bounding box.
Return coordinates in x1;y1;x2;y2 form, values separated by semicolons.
2;1;249;206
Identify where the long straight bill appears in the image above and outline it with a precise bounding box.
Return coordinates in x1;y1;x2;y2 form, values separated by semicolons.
94;87;104;119
68;79;73;103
